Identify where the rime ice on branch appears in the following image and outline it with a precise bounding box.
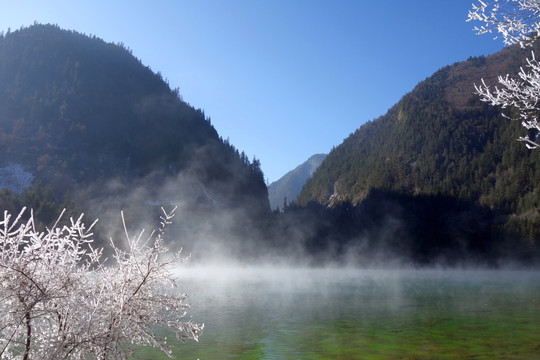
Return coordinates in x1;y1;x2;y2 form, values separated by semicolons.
468;0;540;47
0;207;202;360
468;0;540;149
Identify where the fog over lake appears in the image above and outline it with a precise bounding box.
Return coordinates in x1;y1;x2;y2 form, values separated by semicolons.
136;267;540;359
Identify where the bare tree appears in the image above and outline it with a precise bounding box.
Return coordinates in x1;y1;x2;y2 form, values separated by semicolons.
0;207;203;360
468;0;540;149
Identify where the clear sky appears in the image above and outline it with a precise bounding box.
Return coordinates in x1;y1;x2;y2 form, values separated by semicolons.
1;0;505;183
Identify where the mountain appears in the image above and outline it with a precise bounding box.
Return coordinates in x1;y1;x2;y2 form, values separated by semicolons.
283;41;540;264
299;43;540;223
268;153;326;211
2;24;538;266
0;24;270;256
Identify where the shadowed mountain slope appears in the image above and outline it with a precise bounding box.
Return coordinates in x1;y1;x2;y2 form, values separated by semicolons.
297;42;540;242
0;24;270;253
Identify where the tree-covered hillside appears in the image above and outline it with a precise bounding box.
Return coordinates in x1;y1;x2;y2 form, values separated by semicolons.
297;41;540;242
0;24;269;250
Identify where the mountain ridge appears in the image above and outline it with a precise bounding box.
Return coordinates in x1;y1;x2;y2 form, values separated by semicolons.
0;24;538;265
299;44;538;205
0;24;270;255
295;40;540;246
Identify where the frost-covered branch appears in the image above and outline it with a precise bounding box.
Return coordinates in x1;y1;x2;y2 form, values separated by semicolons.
474;51;540;148
0;207;202;360
469;0;540;148
468;0;540;47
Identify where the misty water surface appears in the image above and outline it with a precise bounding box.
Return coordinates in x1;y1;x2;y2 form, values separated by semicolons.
137;267;540;360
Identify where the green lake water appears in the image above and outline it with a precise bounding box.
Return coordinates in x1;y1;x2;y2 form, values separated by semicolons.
133;268;540;360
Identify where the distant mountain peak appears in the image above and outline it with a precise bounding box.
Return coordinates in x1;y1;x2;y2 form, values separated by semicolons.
268;153;326;211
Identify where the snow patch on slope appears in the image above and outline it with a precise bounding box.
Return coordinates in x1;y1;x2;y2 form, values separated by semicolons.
0;164;34;194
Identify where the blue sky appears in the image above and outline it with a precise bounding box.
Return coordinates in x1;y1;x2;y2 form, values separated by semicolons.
1;1;505;182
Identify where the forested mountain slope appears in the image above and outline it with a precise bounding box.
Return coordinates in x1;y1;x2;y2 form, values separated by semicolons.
297;41;540;241
0;24;269;254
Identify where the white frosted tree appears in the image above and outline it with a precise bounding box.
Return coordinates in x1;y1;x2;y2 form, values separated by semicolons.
468;0;540;148
0;207;203;360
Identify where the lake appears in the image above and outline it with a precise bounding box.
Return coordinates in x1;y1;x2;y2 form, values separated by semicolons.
134;267;540;360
